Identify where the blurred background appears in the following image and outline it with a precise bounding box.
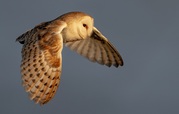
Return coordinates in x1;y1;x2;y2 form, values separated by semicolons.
0;0;179;114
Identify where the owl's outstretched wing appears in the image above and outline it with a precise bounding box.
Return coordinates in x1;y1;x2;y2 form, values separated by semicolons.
65;27;123;67
16;21;66;105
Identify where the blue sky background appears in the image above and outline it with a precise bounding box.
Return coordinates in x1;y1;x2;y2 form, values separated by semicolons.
1;0;179;114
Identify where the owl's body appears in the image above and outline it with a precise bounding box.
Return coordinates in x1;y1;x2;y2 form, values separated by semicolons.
16;12;123;105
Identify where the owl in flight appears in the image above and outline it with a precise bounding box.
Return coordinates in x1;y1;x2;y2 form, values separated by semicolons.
16;11;123;105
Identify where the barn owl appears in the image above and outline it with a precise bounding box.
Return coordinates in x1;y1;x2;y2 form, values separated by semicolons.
16;11;123;105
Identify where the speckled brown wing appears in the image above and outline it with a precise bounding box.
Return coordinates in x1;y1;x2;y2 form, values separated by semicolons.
17;21;66;105
65;27;123;67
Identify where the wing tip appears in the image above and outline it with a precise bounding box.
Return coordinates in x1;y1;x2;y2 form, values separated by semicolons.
113;60;124;68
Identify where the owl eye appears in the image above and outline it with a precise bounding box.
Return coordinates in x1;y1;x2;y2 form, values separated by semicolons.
83;24;88;29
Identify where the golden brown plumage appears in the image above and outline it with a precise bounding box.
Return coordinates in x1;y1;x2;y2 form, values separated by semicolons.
16;11;123;105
